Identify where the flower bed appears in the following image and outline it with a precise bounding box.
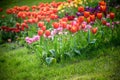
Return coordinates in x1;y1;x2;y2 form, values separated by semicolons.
0;0;120;64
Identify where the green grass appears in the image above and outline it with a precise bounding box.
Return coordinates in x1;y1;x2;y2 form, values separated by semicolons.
0;41;120;80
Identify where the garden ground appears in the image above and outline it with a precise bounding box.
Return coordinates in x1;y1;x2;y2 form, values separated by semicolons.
0;40;120;80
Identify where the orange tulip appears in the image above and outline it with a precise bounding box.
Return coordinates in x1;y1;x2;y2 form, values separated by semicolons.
78;16;84;23
99;1;106;6
60;21;67;29
87;17;91;23
100;5;106;12
97;12;102;20
70;26;77;33
91;27;98;34
84;11;90;18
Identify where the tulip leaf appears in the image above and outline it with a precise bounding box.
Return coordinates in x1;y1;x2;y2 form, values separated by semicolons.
90;39;96;44
42;51;47;58
74;49;81;55
49;49;56;57
45;57;56;64
64;52;72;58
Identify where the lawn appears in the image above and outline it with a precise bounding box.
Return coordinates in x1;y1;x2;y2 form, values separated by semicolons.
0;0;120;80
0;40;120;80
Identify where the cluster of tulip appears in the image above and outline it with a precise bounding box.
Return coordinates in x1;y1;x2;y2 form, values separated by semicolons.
25;35;40;44
0;0;119;44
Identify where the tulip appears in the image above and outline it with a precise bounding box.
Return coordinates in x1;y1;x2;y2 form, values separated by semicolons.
87;17;91;23
67;15;75;21
60;21;67;28
52;22;59;29
100;5;106;12
41;26;46;31
106;22;110;27
81;23;86;29
78;16;84;23
84;11;90;18
78;6;84;12
16;23;21;29
109;12;115;20
38;21;44;28
70;26;77;33
38;30;44;36
21;23;28;29
90;14;95;21
102;20;107;25
91;27;98;34
0;8;3;12
97;12;102;20
45;30;51;37
99;1;106;6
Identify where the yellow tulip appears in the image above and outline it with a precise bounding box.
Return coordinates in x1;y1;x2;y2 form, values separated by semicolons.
74;4;78;8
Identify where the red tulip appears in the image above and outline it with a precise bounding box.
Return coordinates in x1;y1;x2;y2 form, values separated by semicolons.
97;12;102;20
60;21;67;28
21;23;28;29
70;26;77;33
38;22;44;28
67;15;75;20
16;23;20;29
78;6;84;12
52;8;58;13
21;25;24;31
61;17;68;22
81;23;86;29
90;14;95;21
38;30;44;36
102;20;107;25
110;12;115;20
91;27;98;34
45;30;51;37
50;14;58;20
0;8;3;12
46;18;50;22
78;16;84;23
52;22;59;29
41;26;46;31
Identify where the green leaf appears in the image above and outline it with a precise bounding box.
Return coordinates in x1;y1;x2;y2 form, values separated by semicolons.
42;51;47;58
49;49;56;57
45;57;56;64
64;52;72;58
90;39;96;44
74;49;81;55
